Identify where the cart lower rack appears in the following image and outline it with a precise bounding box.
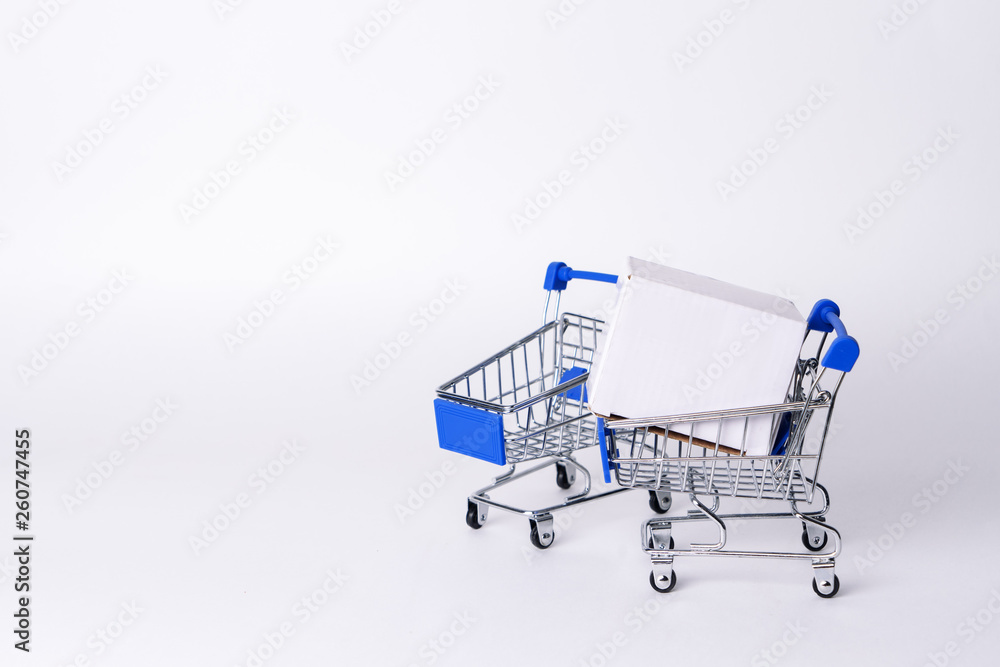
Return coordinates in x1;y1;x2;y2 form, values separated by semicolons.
599;299;859;596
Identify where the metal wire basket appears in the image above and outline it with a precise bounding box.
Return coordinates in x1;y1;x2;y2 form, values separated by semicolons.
436;312;603;465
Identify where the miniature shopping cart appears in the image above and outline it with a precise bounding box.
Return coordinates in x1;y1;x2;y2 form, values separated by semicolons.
434;262;630;549
599;299;859;597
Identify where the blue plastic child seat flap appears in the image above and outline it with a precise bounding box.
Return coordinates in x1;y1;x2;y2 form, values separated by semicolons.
771;412;791;456
557;366;588;402
597;418;612;484
434;399;506;465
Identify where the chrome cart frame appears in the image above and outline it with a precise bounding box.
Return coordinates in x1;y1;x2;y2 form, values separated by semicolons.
600;299;859;596
434;262;629;548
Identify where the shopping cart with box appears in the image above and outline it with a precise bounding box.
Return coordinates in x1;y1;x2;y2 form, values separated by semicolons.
434;262;629;548
598;299;859;597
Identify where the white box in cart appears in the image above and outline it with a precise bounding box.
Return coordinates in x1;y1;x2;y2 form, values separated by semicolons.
587;257;806;456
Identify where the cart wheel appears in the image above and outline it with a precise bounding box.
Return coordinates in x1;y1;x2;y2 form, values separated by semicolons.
648;535;675;551
812;574;840;598
648;490;672;514
465;501;485;530
649;570;677;593
801;518;827;551
555;461;575;489
529;520;554;549
801;528;828;552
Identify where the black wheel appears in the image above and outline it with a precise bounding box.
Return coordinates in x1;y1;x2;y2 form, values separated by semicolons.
529;520;554;549
802;529;828;551
801;518;827;551
648;535;675;550
812;574;840;598
648;491;672;514
649;569;677;593
465;501;483;530
555;462;574;490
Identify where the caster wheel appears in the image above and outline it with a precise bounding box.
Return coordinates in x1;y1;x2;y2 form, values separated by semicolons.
555;462;575;490
529;520;554;549
648;491;672;514
465;501;484;530
649;570;677;593
812;574;840;598
802;529;828;551
648;535;675;551
801;518;827;551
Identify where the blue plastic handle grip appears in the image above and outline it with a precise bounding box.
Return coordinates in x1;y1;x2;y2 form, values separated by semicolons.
805;299;860;373
543;262;618;291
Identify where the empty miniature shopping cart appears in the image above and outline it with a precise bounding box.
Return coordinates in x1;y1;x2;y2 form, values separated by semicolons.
599;299;859;597
434;262;629;548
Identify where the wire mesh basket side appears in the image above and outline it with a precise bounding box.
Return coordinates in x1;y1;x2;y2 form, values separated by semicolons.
503;314;604;462
604;326;848;501
436;314;606;463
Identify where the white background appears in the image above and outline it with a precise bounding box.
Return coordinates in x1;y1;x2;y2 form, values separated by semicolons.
2;1;999;665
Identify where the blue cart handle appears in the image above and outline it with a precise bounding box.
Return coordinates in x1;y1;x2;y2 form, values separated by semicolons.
805;299;860;373
543;262;618;291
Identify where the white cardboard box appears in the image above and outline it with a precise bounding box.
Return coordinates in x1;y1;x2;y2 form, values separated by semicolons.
587;257;806;456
